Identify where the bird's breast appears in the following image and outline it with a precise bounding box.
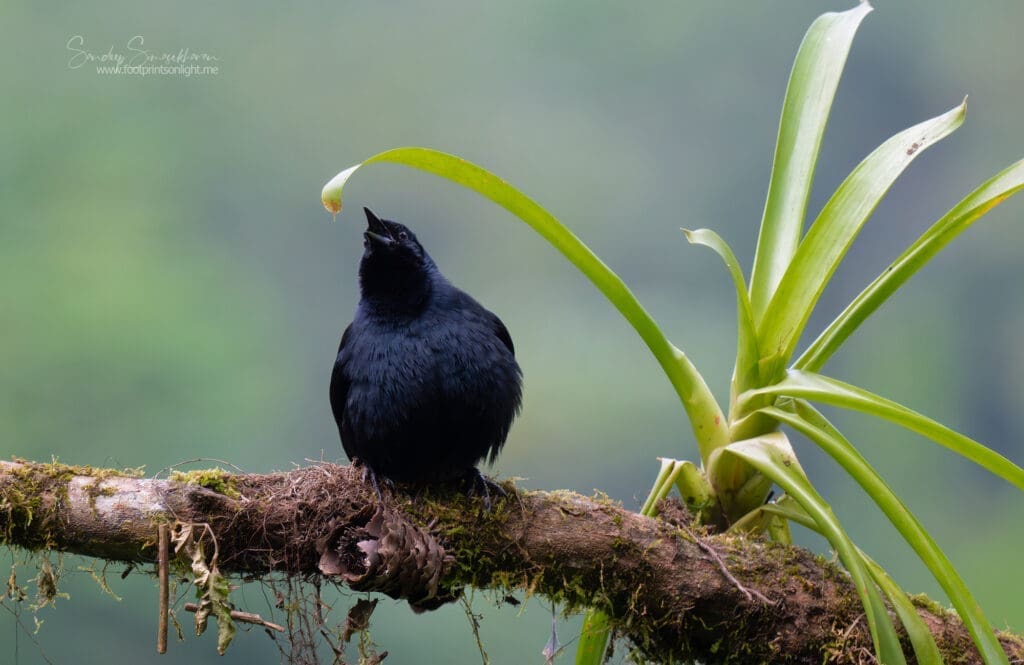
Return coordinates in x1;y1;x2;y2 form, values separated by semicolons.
342;315;515;418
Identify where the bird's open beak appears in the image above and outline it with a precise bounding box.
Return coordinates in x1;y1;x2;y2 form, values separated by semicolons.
363;207;394;246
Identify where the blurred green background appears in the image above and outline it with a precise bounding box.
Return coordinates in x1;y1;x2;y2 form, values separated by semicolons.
3;1;1023;663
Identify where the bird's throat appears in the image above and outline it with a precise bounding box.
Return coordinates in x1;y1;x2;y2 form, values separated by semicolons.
358;257;433;313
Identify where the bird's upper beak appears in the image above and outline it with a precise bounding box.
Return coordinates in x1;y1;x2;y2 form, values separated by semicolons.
363;207;394;246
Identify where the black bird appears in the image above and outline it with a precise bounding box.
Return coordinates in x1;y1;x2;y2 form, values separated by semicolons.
330;208;522;500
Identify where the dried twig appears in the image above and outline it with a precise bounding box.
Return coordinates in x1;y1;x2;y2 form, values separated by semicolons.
157;523;169;654
680;523;775;606
183;603;285;633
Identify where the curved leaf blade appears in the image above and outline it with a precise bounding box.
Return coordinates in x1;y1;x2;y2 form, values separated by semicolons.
763;402;1004;664
757;101;967;382
860;554;945;665
683;228;761;407
797;158;1024;372
749;2;873;320
718;433;907;664
640;457;679;516
321;147;729;458
744;370;1024;490
753;494;817;530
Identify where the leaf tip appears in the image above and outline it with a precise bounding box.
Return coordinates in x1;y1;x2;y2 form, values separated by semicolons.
843;0;872;19
948;96;968;127
321;164;361;215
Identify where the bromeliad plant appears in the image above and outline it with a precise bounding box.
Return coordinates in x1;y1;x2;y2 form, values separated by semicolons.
321;3;1024;663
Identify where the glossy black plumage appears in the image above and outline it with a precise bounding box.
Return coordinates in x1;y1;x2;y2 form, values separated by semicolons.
330;208;522;485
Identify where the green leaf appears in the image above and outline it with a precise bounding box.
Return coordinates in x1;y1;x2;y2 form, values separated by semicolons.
756;101;967;383
575;612;611;665
744;370;1024;491
683;229;760;408
673;459;712;517
796;158;1024;372
762;401;1005;664
321;147;728;460
681;227;770;513
766;511;792;545
639;457;679;516
860;554;944;665
748;2;872;321
717;432;907;664
747;494;818;532
707;439;768;520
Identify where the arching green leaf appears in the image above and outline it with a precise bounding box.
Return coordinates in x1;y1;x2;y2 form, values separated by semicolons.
749;2;873;320
797;158;1024;372
742;370;1024;491
757;102;966;382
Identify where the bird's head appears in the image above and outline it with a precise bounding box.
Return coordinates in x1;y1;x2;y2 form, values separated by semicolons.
358;207;437;308
362;207;425;260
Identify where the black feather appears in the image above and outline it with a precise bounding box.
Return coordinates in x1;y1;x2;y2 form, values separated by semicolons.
330;208;523;483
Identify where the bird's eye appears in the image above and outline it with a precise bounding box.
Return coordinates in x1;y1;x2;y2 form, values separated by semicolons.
398;231;409;241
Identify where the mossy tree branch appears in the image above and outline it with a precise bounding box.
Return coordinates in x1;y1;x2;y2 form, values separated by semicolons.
0;459;1020;663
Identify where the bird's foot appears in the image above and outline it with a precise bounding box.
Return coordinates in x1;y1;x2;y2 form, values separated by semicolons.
357;463;394;502
465;468;507;512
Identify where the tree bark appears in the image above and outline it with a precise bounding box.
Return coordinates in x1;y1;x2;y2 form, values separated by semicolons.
0;459;1019;663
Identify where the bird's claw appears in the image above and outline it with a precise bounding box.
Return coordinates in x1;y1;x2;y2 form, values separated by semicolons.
466;469;507;512
358;462;394;502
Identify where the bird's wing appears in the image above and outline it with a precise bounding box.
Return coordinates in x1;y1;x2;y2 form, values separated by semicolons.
451;288;515;356
329;324;353;425
488;311;515;356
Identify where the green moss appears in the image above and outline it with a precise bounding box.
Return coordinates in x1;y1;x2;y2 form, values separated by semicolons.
487;570;520;591
33;557;69;608
18;457;144;481
908;592;951;618
3;459;149;541
3;460;89;546
2;470;42;543
84;480;119;513
2;459;146;536
612;537;630;552
169;468;241;499
399;485;516;590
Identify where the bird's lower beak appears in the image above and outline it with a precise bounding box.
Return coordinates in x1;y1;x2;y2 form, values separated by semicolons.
364;230;394;246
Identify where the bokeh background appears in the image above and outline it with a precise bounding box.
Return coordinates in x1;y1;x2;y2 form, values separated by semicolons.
3;1;1023;663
